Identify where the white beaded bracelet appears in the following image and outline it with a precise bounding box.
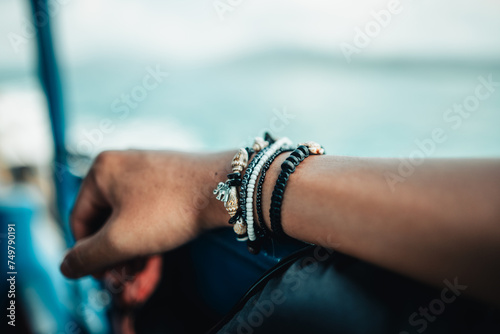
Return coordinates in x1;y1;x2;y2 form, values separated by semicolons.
245;137;292;241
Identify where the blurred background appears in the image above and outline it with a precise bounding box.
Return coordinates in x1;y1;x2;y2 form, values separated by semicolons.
1;0;499;333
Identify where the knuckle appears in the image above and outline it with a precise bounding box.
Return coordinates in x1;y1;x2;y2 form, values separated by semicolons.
91;150;122;189
94;150;116;168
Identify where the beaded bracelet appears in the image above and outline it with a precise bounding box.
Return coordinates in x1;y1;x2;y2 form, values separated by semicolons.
245;137;292;247
213;138;268;241
213;148;249;240
269;142;325;239
240;146;271;227
255;146;293;238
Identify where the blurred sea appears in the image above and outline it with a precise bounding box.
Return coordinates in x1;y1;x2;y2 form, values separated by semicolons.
1;0;500;166
62;53;500;158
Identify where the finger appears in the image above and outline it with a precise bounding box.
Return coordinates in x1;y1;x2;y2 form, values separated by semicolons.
91;271;106;280
60;226;123;279
70;169;111;241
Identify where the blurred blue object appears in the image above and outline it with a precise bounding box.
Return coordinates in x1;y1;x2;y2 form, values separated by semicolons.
1;0;113;332
0;184;75;332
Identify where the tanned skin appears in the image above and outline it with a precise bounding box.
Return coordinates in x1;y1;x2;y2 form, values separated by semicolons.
60;150;500;306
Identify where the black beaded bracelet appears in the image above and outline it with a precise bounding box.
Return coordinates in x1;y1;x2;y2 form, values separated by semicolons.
269;143;324;238
255;147;293;238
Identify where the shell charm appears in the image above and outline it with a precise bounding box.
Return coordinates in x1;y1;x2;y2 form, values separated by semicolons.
299;141;325;155
231;148;249;173
224;186;239;217
233;218;247;235
252;137;269;152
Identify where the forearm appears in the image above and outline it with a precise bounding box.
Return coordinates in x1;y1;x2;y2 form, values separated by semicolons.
61;147;500;305
259;155;500;305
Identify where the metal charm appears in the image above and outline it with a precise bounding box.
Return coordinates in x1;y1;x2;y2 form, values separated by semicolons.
213;182;230;202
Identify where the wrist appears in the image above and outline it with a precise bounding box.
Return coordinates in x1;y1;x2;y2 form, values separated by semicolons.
197;150;239;231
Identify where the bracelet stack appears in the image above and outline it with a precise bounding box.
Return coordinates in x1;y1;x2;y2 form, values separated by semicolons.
243;137;292;253
213;133;324;254
213;137;269;241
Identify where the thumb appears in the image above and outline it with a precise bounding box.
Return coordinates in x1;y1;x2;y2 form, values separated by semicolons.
60;230;119;279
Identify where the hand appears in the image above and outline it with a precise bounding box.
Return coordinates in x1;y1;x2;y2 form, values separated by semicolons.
60;150;231;279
